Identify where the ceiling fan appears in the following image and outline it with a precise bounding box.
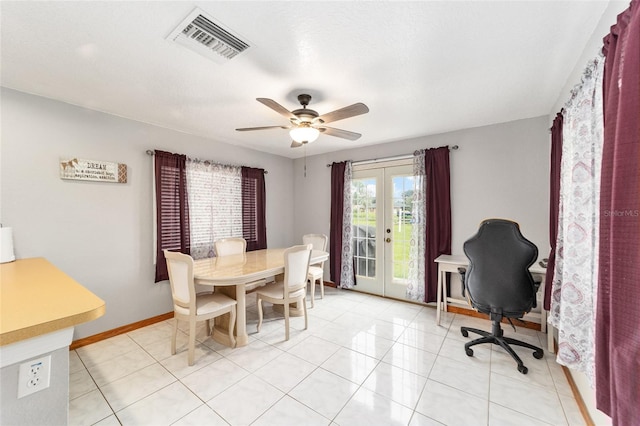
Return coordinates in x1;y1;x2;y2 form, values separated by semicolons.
236;94;369;148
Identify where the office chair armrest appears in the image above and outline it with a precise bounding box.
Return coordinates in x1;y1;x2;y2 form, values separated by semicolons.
458;267;467;298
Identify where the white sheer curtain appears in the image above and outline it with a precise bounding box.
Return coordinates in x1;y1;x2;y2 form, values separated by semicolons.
549;55;604;385
186;159;242;260
340;161;355;288
407;151;426;301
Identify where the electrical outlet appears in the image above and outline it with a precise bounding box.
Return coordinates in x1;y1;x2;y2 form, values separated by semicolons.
17;355;51;398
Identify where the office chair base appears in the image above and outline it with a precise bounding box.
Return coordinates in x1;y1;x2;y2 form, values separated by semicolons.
461;324;544;375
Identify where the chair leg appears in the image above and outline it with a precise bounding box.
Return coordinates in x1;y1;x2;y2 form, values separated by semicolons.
188;320;196;366
171;318;178;355
284;302;290;341
461;322;543;374
320;276;324;299
310;279;315;308
228;306;237;348
504;336;545;357
465;335;494;349
495;337;526;371
302;297;308;330
461;326;491;339
257;295;264;332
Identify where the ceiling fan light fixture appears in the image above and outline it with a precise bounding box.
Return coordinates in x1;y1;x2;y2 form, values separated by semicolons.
289;124;320;143
236;94;369;148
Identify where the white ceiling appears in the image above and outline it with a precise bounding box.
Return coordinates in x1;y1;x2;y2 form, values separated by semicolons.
1;1;610;159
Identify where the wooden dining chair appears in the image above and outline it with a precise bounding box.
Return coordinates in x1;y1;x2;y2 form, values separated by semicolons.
164;250;237;365
214;237;247;256
256;244;312;341
302;233;328;307
214;237;266;292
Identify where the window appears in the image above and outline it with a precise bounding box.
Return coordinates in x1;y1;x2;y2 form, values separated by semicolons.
187;160;243;259
352;177;377;278
154;151;267;281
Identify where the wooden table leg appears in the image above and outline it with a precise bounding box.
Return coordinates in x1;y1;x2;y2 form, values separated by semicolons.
442;271;448;314
436;268;443;325
547;323;555;353
212;283;248;347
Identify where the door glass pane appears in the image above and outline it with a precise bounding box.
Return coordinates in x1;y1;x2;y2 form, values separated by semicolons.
352;178;376;278
392;174;414;282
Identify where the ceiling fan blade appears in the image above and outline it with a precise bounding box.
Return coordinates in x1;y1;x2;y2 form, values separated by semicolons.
316;103;369;124
235;125;290;131
290;140;304;148
318;126;362;141
256;98;298;121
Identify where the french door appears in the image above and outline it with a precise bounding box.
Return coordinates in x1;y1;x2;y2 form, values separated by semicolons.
351;162;414;300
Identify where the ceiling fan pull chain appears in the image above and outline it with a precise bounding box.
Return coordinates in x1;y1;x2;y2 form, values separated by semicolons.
304;145;307;178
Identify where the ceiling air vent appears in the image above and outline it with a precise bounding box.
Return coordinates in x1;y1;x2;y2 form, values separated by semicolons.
167;8;250;64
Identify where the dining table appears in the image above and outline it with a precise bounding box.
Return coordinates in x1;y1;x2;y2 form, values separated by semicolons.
193;248;329;347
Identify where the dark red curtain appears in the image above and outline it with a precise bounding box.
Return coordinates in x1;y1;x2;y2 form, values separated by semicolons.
596;2;640;425
241;167;267;251
154;150;190;282
424;147;451;303
544;112;563;311
330;162;346;287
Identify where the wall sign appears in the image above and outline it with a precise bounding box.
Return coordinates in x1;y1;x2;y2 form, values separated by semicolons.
60;158;127;183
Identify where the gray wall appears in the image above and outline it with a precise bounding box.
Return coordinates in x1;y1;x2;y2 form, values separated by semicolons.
0;348;69;426
1;88;550;340
0;88;296;339
293;116;551;265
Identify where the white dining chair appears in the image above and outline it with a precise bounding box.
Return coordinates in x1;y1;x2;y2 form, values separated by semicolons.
214;237;266;292
164;250;237;365
256;244;312;341
302;233;328;307
214;237;247;256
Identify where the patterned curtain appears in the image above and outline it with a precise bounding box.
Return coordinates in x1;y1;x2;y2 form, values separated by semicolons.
549;55;604;384
339;161;355;288
405;147;451;302
407;151;426;301
186;159;242;260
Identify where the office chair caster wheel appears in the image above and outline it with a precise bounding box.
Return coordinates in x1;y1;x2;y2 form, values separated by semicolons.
465;348;474;357
461;329;469;337
518;365;528;374
533;350;544;359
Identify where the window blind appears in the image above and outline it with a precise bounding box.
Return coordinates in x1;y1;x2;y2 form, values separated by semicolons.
242;167;267;251
154;150;190;282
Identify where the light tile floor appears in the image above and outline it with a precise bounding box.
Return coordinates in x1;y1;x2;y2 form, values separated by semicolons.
69;287;585;426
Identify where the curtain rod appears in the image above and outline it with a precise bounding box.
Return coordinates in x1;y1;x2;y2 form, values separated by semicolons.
146;150;267;174
325;145;458;168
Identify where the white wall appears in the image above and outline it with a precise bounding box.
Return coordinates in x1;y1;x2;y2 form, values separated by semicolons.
293;116;550;267
0;88;296;339
551;0;628;117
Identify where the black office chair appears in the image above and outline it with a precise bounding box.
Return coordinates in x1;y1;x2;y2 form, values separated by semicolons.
459;219;544;374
